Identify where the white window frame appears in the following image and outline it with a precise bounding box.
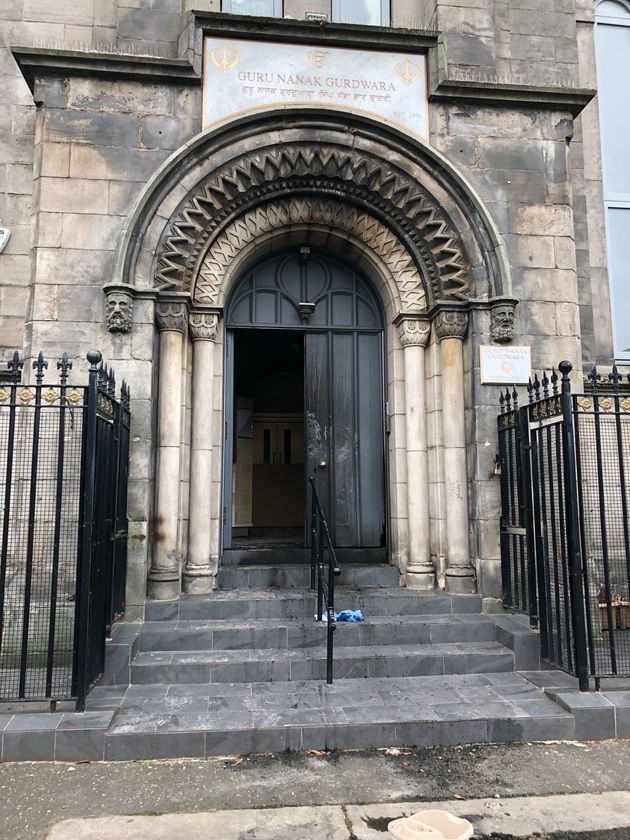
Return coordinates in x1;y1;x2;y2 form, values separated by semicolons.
221;0;283;15
594;0;630;360
332;0;390;26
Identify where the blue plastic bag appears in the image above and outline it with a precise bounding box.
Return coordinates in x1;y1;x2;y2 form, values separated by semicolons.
335;609;364;622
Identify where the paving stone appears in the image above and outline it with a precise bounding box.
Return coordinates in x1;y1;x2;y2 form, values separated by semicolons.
554;691;617;740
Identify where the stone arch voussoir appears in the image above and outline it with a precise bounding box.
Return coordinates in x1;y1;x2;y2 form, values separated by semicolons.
153;142;472;307
194;198;426;313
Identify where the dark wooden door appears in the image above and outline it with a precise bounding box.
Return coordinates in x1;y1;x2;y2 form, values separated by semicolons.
305;330;385;547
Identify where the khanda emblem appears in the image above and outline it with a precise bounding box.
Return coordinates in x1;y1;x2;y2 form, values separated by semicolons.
210;42;239;73
394;58;421;85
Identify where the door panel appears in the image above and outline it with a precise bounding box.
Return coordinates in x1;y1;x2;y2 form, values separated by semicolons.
357;333;385;545
305;331;385;547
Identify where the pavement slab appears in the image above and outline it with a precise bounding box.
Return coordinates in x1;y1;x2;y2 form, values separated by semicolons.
46;805;350;840
44;792;630;840
3;741;630;840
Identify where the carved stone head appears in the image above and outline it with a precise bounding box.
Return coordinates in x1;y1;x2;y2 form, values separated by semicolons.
490;300;517;343
106;289;134;333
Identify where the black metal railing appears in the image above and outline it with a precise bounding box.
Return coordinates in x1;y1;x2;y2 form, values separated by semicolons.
0;350;130;709
498;361;630;689
574;366;630;686
309;474;341;685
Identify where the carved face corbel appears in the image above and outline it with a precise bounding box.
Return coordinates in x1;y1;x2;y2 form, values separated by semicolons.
105;288;134;333
490;299;518;343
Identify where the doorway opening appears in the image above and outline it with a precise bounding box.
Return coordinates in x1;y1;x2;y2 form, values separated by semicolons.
221;247;387;564
231;329;305;550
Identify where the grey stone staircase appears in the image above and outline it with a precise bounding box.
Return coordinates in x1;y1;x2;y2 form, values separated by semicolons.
94;563;579;760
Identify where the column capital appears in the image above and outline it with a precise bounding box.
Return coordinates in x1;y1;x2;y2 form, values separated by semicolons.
395;315;431;348
189;312;219;342
434;308;469;341
156;300;187;333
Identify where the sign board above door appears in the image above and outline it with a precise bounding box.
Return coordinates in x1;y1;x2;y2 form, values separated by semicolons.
202;37;428;140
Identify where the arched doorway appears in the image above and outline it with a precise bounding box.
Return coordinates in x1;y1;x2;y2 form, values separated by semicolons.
222;248;387;562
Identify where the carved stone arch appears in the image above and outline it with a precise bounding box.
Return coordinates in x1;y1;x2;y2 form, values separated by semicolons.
193;198;425;313
154;142;471;307
110;110;512;307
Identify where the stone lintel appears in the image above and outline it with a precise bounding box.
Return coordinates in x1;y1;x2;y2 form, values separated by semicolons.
192;11;440;53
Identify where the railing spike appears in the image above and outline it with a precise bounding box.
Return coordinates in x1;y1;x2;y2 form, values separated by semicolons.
541;370;549;398
56;352;72;386
587;364;599;390
8;351;24;382
512;385;519;409
33;351;48;384
527;377;534;403
551;367;558;395
533;373;541;401
609;364;621;389
499;392;505;413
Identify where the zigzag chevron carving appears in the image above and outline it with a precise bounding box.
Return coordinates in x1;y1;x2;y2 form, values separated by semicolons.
195;199;426;311
154;144;470;303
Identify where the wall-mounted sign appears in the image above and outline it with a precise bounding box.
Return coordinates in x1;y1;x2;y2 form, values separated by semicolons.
480;345;532;385
203;37;428;139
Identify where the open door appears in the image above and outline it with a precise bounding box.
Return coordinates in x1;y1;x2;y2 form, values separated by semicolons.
223;248;387;560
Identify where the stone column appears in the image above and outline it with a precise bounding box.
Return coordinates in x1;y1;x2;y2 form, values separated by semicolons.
183;312;219;594
396;315;434;589
435;308;475;594
147;300;187;601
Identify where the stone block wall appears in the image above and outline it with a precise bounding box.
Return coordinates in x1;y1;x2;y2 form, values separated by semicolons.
428;102;582;601
0;1;615;605
24;69;201;613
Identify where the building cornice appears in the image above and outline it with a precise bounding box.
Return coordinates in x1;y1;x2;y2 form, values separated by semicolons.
429;77;595;117
12;13;595;118
11;46;200;93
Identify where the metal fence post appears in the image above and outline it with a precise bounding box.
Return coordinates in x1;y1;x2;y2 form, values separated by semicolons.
559;360;590;691
73;350;101;711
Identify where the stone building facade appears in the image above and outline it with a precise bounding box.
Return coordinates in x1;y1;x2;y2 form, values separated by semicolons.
0;1;620;615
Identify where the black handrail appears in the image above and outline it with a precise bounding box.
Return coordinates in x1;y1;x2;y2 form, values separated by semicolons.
309;474;341;685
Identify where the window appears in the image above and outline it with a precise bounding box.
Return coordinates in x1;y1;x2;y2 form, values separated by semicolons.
595;0;630;360
332;0;390;26
222;0;282;15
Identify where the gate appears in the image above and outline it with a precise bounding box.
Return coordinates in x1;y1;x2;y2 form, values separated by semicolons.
498;361;630;689
0;349;130;709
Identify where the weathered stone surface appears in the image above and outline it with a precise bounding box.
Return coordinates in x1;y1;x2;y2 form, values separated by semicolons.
45;110;139;148
39;177;110;214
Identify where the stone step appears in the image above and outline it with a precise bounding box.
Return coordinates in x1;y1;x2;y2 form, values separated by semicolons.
102;672;574;760
217;564;400;589
221;547;387;566
144;589;483;622
136;614;498;652
130;641;514;685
